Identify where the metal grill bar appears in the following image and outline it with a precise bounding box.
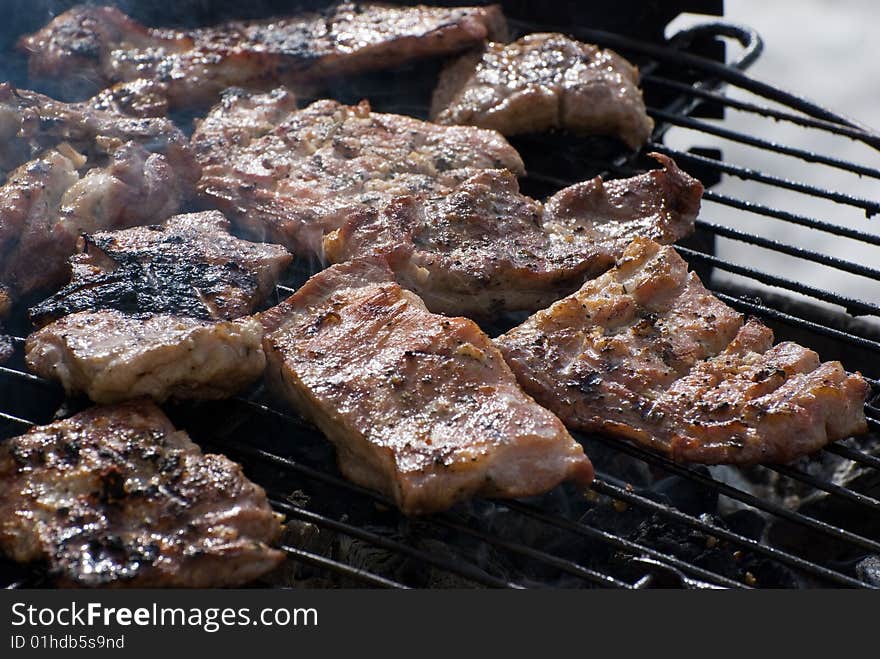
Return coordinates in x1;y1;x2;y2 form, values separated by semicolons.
642;74;880;147
587;433;880;555
765;465;880;512
649;143;880;213
648;107;880;179
214;430;646;588
715;292;880;353
590;479;874;588
278;545;410;589
701;191;880;247
674;246;880;317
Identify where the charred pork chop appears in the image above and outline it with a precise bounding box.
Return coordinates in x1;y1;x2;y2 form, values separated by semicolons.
260;258;593;515
431;33;654;149
0;401;284;587
20;3;506;111
324;153;701;316
193;93;525;257
0;83;196;180
27;211;292;403
495;238;869;464
0;142;194;315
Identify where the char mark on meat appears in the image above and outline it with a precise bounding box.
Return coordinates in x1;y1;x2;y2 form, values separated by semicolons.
260;258;593;514
0;401;284;587
26;211;291;403
495;237;869;464
431;33;654;149
19;2;507;111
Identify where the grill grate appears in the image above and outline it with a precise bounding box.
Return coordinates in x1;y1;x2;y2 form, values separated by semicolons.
2;19;880;589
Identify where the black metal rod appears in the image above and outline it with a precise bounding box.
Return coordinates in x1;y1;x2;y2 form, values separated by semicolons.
698;219;880;281
590;478;873;588
278;545;410;589
213;428;633;589
642;75;880;147
501;500;749;589
824;444;880;470
587;434;880;555
766;465;880;512
702;191;880;247
649;107;880;179
270;498;523;589
676;246;880;317
714;291;880;353
651;143;880;214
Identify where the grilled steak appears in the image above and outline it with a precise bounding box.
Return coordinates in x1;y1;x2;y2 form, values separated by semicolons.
0;400;284;587
260;258;593;515
194;93;525;256
431;33;654;149
495;238;869;464
19;2;506;111
0;83;196;180
27;211;291;403
325;153;701;316
0;142;193;314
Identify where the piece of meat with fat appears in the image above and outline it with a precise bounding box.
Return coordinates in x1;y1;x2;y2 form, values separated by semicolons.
19;2;506;111
193;93;525;257
325;153;701;316
495;237;869;464
26;311;266;404
0;82;196;179
0;400;284;587
431;33;653;149
0;142;193;314
260;258;593;515
26;211;292;403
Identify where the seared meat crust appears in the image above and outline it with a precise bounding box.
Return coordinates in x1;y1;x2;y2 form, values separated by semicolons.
20;3;506;110
325;153;701;316
261;259;593;515
0;401;284;587
31;211;292;326
26;211;290;403
431;33;653;149
495;238;869;464
0;143;190;311
193;94;525;256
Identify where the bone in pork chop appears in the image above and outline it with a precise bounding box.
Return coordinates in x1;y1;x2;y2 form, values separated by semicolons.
260;258;593;515
324;153;701;317
495;238;869;464
431;33;654;149
0;400;284;587
19;3;506;111
193;93;525;257
0;141;195;316
26;211;292;403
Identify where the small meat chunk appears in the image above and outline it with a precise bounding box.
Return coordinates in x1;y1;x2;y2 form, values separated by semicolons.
0;401;284;587
431;33;653;149
261;258;593;514
495;238;869;464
